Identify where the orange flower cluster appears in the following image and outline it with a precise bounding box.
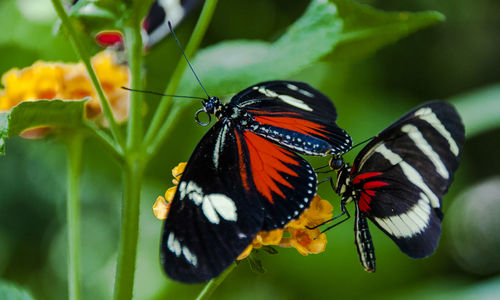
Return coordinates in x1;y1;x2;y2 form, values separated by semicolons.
153;162;333;259
0;50;129;123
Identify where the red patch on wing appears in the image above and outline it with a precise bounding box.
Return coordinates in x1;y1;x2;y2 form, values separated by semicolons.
142;18;150;30
234;131;250;192
356;177;388;212
359;192;372;212
95;31;123;47
353;172;383;185
243;131;300;204
363;181;389;190
253;115;328;139
354;173;388;212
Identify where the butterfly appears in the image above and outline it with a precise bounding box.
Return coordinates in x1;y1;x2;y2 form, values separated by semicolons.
327;101;465;272
142;0;202;48
71;0;201;48
161;80;352;283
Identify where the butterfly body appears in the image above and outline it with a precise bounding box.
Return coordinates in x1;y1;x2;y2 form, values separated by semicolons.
162;80;352;283
330;101;464;272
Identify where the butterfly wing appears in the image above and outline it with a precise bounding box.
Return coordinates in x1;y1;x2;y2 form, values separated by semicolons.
350;101;465;258
162;119;319;282
231;81;352;156
161;122;263;283
143;0;201;48
236;131;318;230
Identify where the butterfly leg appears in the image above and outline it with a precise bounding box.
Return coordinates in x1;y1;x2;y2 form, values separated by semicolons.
314;164;331;171
318;177;332;185
319;203;350;233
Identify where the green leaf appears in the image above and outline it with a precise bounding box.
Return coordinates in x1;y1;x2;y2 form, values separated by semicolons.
177;0;343;96
450;84;500;138
177;0;444;97
0;280;35;300
261;246;279;255
69;0;117;20
0;99;88;155
329;0;445;61
0;113;8;155
247;254;267;274
67;0;154;34
67;0;128;36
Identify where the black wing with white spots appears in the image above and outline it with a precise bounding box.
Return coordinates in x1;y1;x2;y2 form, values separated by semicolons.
161;122;262;283
162;119;319;282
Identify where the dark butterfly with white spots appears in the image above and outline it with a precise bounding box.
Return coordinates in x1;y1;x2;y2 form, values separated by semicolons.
162;81;352;283
142;0;202;48
71;0;201;48
327;101;464;272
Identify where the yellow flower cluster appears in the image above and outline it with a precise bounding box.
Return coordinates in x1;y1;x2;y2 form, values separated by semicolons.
0;50;129;123
153;162;333;259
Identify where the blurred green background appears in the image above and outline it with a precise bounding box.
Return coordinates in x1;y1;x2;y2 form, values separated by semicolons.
1;0;500;299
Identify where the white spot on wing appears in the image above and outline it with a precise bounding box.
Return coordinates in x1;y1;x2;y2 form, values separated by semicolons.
375;144;441;208
202;197;219;224
182;246;198;266
278;94;313;111
167;232;182;256
257;87;313;111
180;181;238;224
213;124;228;168
167;232;198;266
373;194;431;238
207;194;237;222
402;124;449;179
415;107;459;156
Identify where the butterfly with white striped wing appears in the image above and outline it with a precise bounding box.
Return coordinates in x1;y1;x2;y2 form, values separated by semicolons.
328;101;465;272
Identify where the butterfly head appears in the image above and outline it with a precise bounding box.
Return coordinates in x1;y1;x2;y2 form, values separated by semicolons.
203;96;221;115
329;156;344;171
195;97;222;126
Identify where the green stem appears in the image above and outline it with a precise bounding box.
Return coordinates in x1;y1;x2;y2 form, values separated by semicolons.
51;0;125;150
82;121;124;161
65;133;84;300
123;24;144;151
113;160;144;300
145;104;184;157
143;0;219;149
196;263;237;300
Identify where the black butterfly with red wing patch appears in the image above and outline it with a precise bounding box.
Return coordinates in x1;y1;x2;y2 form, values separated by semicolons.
161;80;352;283
143;0;202;48
329;101;464;272
71;0;201;48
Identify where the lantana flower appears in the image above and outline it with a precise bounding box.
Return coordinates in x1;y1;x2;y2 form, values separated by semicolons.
0;50;129;137
153;162;333;259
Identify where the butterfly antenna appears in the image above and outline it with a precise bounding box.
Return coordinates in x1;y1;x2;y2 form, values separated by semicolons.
168;21;210;99
121;86;206;100
352;136;374;149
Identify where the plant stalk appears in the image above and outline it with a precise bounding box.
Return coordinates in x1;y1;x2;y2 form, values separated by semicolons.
51;0;125;150
123;24;144;151
113;160;144;300
196;263;237;300
66;133;84;300
83;121;123;160
143;0;219;150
